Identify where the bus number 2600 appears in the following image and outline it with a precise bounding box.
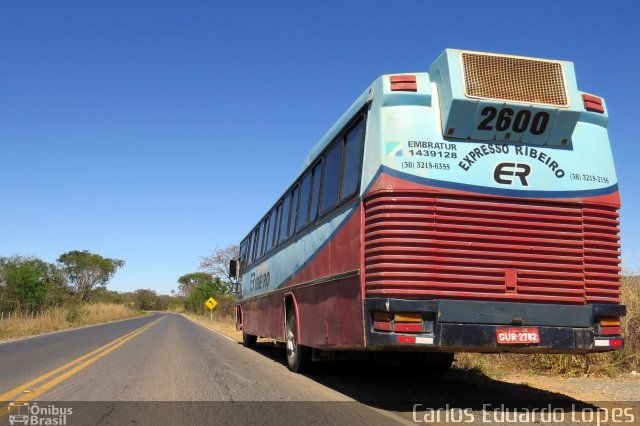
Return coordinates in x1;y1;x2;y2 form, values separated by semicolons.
477;107;549;135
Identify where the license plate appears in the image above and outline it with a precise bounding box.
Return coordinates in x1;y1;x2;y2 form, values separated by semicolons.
496;327;540;344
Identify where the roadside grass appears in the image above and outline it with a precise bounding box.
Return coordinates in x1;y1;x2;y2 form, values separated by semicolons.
457;275;640;377
167;304;186;313
0;303;143;341
182;311;242;342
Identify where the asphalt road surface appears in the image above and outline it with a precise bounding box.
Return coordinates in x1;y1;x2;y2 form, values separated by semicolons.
0;313;609;425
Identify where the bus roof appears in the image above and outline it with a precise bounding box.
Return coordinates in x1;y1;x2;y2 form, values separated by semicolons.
300;83;374;173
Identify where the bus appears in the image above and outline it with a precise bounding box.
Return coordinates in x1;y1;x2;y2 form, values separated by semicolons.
230;49;625;373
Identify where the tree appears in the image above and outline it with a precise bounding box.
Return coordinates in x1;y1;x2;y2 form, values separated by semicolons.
183;276;230;314
134;289;159;310
0;256;67;311
177;272;228;297
57;250;124;301
177;272;216;296
198;244;239;283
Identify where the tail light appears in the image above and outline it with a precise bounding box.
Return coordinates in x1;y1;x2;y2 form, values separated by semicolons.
600;317;621;327
582;93;605;113
373;311;391;331
373;312;425;333
394;323;423;333
394;313;422;322
393;313;423;332
600;327;622;336
598;317;622;336
390;75;417;92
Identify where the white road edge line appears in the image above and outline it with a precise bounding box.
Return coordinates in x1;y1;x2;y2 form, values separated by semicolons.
179;313;238;343
179;313;417;425
0;312;157;346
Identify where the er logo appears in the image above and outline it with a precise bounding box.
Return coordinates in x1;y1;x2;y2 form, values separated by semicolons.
494;162;531;186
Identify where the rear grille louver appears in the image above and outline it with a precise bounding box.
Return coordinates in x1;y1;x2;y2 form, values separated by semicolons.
461;52;569;107
364;193;621;304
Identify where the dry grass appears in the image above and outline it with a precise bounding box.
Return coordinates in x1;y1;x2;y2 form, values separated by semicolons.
182;312;243;342
182;312;277;346
457;276;640;377
0;303;142;340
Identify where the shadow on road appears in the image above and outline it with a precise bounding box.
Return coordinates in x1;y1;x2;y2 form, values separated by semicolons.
249;342;595;413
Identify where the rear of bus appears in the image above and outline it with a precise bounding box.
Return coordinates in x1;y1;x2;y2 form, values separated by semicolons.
362;49;625;354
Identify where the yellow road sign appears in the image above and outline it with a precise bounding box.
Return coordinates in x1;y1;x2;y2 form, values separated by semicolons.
204;297;217;310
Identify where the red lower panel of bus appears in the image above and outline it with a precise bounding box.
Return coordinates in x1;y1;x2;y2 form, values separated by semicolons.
240;274;364;348
295;274;364;347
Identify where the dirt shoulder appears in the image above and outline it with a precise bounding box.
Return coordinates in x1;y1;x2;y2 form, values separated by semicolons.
499;374;640;402
182;313;242;342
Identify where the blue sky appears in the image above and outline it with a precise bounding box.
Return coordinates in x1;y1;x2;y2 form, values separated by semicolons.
1;1;639;294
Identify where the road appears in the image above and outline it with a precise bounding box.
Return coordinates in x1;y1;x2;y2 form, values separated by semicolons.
0;313;625;425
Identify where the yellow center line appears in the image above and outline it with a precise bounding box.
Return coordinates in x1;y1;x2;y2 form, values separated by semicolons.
0;315;164;409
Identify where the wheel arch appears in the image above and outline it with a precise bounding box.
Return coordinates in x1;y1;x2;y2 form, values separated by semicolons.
235;303;243;331
284;292;301;344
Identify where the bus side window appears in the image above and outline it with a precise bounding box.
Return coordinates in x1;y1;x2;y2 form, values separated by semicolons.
272;202;282;248
320;141;343;214
246;234;252;265
340;118;364;200
278;192;292;243
239;240;248;274
258;217;268;258
309;160;322;223
254;223;262;260
265;207;277;252
288;184;299;237
248;229;257;264
255;228;262;262
296;172;312;231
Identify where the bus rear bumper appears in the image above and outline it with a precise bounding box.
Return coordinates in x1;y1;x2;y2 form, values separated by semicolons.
364;298;626;354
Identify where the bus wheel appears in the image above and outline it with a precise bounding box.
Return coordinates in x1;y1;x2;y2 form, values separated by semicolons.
285;308;312;373
242;333;257;348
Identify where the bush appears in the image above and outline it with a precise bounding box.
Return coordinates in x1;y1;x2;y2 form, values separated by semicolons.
65;305;89;324
184;277;234;315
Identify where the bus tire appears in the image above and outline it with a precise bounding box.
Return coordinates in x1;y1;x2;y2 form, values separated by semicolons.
285;308;312;373
242;332;257;348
